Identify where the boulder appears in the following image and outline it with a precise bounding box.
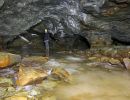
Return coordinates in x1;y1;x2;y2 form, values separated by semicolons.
0;52;21;68
16;65;48;86
51;67;70;82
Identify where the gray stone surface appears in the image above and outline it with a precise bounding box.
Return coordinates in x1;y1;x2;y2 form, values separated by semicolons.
0;0;4;8
0;0;82;36
81;0;107;14
0;0;130;50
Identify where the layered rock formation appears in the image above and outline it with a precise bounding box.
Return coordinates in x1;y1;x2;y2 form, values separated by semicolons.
0;0;130;51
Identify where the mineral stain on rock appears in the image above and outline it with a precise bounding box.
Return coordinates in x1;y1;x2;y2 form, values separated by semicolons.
16;64;48;86
0;52;21;68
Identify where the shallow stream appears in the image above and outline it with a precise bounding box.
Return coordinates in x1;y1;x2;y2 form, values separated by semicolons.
0;51;130;100
52;54;130;100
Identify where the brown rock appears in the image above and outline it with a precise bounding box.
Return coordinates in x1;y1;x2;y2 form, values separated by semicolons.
0;52;21;68
16;64;48;86
51;67;70;82
123;58;130;69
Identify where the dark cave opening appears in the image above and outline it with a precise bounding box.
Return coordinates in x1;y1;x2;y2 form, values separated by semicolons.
72;35;91;51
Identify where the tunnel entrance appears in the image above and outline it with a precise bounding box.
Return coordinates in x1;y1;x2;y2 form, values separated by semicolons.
72;35;90;51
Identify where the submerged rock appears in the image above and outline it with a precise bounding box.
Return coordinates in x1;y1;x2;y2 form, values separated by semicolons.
51;67;70;82
0;52;21;68
16;64;48;86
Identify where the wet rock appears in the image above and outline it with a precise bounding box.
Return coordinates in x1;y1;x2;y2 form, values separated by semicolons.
88;55;123;68
123;58;130;69
0;87;16;98
0;68;15;77
4;90;29;100
0;54;10;68
0;87;8;97
0;52;21;68
51;67;70;82
86;62;118;69
0;77;13;87
5;96;28;100
16;64;48;86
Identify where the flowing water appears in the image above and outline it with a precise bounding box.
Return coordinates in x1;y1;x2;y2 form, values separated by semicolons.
1;52;130;100
49;54;130;100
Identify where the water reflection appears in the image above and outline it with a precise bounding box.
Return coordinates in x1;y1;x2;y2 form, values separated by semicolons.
50;56;130;100
56;66;130;100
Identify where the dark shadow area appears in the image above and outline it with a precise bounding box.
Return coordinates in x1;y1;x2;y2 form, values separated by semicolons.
72;35;91;50
112;38;130;46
